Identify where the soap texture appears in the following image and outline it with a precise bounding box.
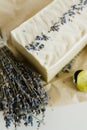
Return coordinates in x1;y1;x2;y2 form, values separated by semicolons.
11;0;87;82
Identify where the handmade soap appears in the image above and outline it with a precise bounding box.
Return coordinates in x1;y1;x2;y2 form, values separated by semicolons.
11;0;87;82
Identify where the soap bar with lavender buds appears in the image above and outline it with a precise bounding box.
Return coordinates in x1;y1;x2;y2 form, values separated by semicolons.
11;0;87;82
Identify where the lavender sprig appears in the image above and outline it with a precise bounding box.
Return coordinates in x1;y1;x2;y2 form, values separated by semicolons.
0;46;48;129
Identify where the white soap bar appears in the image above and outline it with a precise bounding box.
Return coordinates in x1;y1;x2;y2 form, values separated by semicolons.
11;0;87;82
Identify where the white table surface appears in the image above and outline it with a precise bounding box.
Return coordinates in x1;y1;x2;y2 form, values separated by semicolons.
0;102;87;130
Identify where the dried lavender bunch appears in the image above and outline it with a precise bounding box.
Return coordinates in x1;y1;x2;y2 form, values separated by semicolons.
0;46;48;129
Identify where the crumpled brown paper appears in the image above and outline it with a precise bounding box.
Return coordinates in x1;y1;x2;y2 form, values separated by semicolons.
1;0;87;107
46;47;87;106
